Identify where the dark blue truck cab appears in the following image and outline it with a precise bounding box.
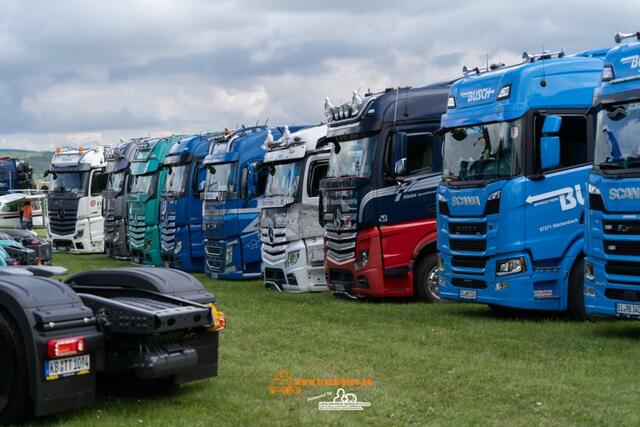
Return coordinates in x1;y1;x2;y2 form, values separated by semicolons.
160;134;217;272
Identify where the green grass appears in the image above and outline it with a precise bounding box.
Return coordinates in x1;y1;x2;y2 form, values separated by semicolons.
27;253;640;426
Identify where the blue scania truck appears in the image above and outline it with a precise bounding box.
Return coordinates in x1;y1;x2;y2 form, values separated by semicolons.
202;127;284;279
437;49;606;318
585;32;640;319
160;133;218;272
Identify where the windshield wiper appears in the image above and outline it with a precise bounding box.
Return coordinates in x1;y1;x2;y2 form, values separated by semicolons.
598;157;640;170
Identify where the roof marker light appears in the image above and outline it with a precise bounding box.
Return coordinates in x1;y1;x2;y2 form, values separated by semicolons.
447;96;456;109
497;84;511;101
602;65;614;81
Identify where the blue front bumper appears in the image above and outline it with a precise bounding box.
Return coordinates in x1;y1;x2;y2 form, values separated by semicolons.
584;256;640;319
439;252;567;311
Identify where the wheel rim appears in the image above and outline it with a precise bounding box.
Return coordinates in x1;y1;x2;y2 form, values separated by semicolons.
427;266;440;300
0;343;14;411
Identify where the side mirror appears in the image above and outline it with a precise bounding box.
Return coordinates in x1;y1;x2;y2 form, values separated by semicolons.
390;131;408;176
540;136;560;170
43;170;49;178
540;115;562;171
394;158;408;175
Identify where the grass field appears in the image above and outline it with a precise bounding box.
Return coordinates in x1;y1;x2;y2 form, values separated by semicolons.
25;253;640;426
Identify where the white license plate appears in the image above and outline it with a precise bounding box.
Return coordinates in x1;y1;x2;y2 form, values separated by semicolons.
210;273;218;279
616;303;640;317
459;289;477;300
45;355;90;381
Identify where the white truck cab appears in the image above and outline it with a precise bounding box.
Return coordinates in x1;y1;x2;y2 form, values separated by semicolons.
260;125;329;292
46;146;108;253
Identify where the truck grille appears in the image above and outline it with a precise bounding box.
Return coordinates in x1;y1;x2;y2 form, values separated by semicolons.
603;220;640;235
260;226;287;263
603;241;640;256
605;289;640;302
605;261;640;277
264;268;286;288
449;239;487;252
451;256;487;269
448;223;486;235
127;214;146;246
48;197;79;236
451;277;487;289
325;227;357;262
330;268;355;292
161;214;176;251
205;242;224;272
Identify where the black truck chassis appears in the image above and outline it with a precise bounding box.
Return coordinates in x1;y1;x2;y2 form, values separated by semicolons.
0;268;223;423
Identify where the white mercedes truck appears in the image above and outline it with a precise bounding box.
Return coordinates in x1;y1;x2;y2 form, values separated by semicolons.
260;124;330;292
46;146;108;253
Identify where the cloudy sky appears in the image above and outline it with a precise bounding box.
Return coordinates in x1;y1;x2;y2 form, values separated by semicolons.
0;0;635;150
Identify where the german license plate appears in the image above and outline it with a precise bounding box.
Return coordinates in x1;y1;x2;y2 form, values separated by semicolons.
45;355;90;381
616;303;640;317
459;289;477;300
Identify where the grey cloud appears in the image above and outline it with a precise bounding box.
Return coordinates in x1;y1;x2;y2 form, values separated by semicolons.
0;0;637;150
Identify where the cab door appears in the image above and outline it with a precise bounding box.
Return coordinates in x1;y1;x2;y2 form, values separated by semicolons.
88;170;108;243
524;112;591;266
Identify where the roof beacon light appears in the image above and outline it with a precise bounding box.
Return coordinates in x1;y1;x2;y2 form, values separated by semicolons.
281;125;291;146
324;97;335;120
614;31;640;44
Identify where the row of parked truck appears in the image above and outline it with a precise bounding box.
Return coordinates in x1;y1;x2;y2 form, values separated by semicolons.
45;32;640;323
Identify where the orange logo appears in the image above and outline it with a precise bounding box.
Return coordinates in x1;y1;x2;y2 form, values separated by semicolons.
268;370;302;396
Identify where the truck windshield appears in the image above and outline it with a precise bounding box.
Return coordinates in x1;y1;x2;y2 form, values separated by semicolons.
164;164;190;195
128;173;157;195
326;136;376;178
205;162;237;193
265;161;302;197
50;172;88;194
595;101;640;171
107;171;126;194
443;119;522;182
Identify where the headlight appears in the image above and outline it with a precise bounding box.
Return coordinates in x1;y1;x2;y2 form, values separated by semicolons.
584;261;595;281
588;184;601;195
496;257;526;276
355;249;369;269
306;245;324;264
75;228;84;239
438;193;446;202
175;241;183;254
225;243;235;265
488;190;502;200
285;250;300;268
436;255;444;272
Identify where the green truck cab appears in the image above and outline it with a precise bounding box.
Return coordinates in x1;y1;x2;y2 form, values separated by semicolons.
127;136;182;265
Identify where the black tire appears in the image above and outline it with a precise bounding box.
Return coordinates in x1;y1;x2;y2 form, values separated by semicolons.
567;257;586;321
414;253;440;302
0;310;30;424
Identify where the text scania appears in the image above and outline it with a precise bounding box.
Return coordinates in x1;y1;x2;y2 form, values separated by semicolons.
609;187;640;200
451;196;481;207
460;88;495;103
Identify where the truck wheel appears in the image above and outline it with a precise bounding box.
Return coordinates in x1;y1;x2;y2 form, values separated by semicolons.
0;311;29;424
567;258;586;321
414;253;440;302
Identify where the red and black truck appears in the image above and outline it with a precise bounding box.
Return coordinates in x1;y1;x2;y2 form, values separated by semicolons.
319;83;453;299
